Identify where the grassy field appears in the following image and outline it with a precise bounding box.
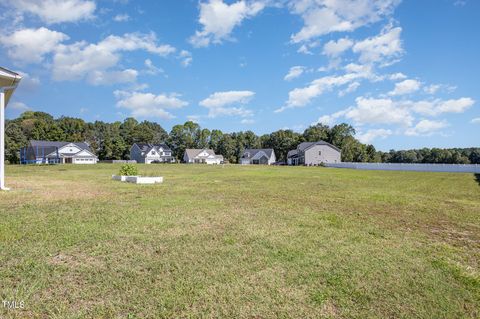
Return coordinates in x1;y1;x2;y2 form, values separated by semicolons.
0;164;479;318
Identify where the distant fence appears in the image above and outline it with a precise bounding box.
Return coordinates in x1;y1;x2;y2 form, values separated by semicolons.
99;160;137;164
326;162;480;173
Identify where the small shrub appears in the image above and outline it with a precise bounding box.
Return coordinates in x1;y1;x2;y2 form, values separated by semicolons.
320;162;326;167
119;164;138;176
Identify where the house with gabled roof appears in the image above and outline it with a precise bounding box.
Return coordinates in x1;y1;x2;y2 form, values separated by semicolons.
240;149;276;165
130;143;175;164
183;149;223;164
21;140;98;164
287;141;341;166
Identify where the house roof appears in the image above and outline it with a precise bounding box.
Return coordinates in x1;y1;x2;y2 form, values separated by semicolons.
184;149;217;159
287;141;341;158
28;140;97;158
0;67;22;105
241;149;274;159
30;140;91;150
287;149;298;158
297;141;341;152
135;143;172;153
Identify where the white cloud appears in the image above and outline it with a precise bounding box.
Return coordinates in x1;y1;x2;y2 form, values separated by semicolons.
345;97;414;126
113;14;130;22
471;118;480;124
199;90;255;118
189;0;265;47
87;69;138;85
289;0;401;43
187;115;202;123
389;79;421;96
241;118;255;124
114;90;188;119
435;97;475;114
411;97;474;116
297;40;320;54
338;81;360;97
284;66;306;81
144;59;163;75
389;72;407;81
356;128;392;143
322;37;353;57
423;83;456;94
405;119;449;136
352;24;403;65
316;109;348;126
8;0;96;24
52;32;176;82
277;64;376;112
179;50;193;67
423;84;441;95
0;27;68;64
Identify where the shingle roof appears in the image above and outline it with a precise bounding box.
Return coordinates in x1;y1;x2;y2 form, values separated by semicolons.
287;149;298;158
287;141;340;158
28;140;96;158
241;149;274;159
297;141;341;152
185;149;216;158
135;143;172;153
29;140;92;152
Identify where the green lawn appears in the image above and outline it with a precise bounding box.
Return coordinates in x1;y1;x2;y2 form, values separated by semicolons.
1;164;479;318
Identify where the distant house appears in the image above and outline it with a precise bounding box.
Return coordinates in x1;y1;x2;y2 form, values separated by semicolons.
287;141;341;166
130;143;175;164
183;149;223;164
21;140;98;164
240;149;276;165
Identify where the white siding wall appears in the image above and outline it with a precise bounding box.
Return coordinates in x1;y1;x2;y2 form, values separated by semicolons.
304;145;341;165
58;145;81;155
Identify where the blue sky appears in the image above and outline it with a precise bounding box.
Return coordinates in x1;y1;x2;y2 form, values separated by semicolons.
1;0;478;150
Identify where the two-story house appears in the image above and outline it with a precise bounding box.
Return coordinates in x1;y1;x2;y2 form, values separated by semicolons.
130;143;175;164
287;141;341;166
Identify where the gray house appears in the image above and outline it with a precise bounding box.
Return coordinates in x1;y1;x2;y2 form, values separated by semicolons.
130;143;175;164
240;149;276;165
287;141;341;166
21;140;98;164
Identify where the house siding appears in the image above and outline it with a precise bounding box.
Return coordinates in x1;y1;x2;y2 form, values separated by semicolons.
304;145;341;165
240;149;276;165
130;145;146;164
130;143;174;164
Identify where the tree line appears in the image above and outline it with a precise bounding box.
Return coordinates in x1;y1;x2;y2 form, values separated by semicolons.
5;111;480;164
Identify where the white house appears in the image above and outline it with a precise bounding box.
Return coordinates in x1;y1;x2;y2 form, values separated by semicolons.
240;149;276;165
183;149;223;164
22;140;98;164
130;143;175;164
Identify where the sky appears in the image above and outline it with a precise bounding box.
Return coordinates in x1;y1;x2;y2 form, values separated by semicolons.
0;0;479;151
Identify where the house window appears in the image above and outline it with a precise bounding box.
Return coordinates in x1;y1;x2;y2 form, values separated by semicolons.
319;151;322;156
151;151;156;155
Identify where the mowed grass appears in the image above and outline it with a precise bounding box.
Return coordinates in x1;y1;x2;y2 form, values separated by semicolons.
0;164;479;318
